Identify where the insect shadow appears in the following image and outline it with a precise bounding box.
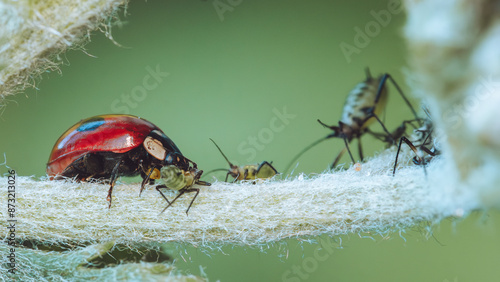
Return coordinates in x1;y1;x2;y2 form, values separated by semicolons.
284;68;422;174
206;138;279;182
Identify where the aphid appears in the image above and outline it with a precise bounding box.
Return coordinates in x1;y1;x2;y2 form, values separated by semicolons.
393;113;440;175
208;138;279;182
46;114;205;207
156;165;210;215
284;68;421;174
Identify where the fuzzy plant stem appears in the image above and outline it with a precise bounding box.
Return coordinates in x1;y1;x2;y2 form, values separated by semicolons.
0;0;127;103
404;0;500;208
0;148;473;246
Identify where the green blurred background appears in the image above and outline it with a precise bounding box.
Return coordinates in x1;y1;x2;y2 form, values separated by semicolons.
1;0;499;280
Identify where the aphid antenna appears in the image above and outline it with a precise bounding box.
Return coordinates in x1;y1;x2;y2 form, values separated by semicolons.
283;136;329;175
365;67;372;80
203;168;230;177
209;138;235;168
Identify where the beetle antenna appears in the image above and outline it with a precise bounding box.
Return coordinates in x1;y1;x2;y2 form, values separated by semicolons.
209;138;235;167
284;136;330;175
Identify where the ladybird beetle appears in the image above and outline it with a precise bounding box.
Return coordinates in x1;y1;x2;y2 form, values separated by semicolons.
46;114;209;207
208;138;278;182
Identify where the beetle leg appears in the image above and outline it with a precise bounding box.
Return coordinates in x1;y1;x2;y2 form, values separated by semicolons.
107;160;124;208
140;166;158;197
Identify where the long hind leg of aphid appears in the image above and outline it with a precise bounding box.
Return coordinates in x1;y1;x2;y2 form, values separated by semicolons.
183;188;200;215
393;137;420;176
155;184;172;205
159;188;186;214
330;146;347;169
357;137;364;161
417;145;438;177
368;113;397;145
376;74;421;124
158;188;199;215
343;137;355;164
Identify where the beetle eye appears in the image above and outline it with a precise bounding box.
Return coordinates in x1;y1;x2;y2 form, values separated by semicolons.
144;136;167;160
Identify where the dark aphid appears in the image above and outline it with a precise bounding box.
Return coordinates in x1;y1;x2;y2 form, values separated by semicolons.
284;68;421;174
47;114;205;208
209;138;278;182
393;112;440;176
156;165;210;215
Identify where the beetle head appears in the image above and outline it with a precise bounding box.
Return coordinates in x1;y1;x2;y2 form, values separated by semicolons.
163;151;191;171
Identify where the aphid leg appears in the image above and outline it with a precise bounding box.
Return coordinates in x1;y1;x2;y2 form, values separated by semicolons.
357;137;364;162
156;184;170;204
107;160;124;208
225;173;230;182
420;145;437;157
393;137;420;176
155;184;172;205
343;137;355;165
330;147;347;169
158;187;198;215
376;73;421;124
417;145;438;177
232;172;240;183
365;128;387;142
370;113;396;145
183;188;200;215
243;169;249;180
195;180;211;186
